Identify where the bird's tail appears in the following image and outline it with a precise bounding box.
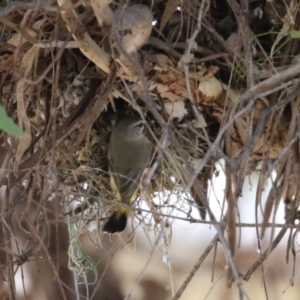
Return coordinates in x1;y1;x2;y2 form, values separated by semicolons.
103;207;129;234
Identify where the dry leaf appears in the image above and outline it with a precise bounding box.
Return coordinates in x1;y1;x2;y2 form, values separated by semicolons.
91;0;114;27
57;0;111;74
192;113;207;128
14;46;39;170
222;84;240;104
226;32;241;53
159;0;180;32
177;53;194;68
164;101;187;121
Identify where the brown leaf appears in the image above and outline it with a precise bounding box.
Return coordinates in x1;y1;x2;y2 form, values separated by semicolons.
261;186;281;238
159;0;180;32
14;46;39;170
225;168;236;287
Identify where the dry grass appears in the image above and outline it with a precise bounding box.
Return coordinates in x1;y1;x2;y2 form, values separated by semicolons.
1;0;300;299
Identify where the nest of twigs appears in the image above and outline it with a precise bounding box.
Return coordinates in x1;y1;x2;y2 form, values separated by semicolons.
1;0;300;298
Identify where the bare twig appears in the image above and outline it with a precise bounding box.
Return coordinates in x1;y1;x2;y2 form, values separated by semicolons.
108;28;249;297
0;0;55;17
172;235;219;300
240;62;300;102
57;0;110;74
1;195;17;299
24;214;68;300
243;225;289;281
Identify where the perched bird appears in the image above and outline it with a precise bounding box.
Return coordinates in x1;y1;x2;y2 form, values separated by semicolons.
103;117;152;233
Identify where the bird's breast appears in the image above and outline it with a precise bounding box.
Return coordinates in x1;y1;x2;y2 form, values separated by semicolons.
109;136;151;170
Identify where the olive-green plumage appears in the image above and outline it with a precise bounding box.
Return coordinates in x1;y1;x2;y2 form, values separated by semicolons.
103;117;152;234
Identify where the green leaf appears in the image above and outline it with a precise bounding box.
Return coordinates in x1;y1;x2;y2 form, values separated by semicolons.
0;106;23;136
290;30;300;39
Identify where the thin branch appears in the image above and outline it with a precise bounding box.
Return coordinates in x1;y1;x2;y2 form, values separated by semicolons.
172;235;219;300
0;0;55;17
240;62;300;102
243;224;289;281
23;214;68;300
113;30;247;298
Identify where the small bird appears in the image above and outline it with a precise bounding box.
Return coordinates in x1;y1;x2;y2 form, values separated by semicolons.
103;117;152;233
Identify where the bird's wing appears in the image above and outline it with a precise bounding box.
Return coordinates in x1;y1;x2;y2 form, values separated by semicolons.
108;157;144;204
